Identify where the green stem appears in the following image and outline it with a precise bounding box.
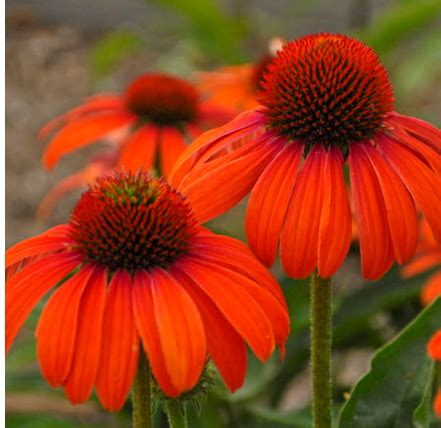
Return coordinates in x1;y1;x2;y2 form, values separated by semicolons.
310;272;333;428
165;400;188;428
132;349;152;428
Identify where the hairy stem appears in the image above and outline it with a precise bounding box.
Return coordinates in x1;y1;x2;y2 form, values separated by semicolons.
310;272;333;428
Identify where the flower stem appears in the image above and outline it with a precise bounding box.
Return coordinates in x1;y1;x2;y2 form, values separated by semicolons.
165;401;188;428
310;272;333;428
132;349;152;428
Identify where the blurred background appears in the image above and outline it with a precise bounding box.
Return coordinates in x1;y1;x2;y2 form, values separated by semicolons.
5;0;441;426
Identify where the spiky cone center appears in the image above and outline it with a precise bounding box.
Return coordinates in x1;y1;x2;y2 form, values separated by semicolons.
261;33;394;152
125;73;199;125
69;171;198;273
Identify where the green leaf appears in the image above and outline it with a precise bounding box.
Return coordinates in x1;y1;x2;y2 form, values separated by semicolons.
413;362;435;428
90;29;143;78
338;298;441;428
357;0;441;55
149;0;247;62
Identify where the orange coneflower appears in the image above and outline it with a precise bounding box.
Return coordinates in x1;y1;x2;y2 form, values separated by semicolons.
40;73;233;178
171;33;441;280
197;38;283;112
402;219;441;306
428;331;441;418
6;171;289;411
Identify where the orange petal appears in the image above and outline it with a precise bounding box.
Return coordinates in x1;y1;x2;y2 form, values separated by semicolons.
378;134;441;243
170;109;265;187
95;270;139;411
43;111;136;170
160;127;188;179
349;144;394;280
38;95;123;141
246;142;302;267
186;258;289;353
192;233;287;309
171;266;247;392
180;137;280;223
6;225;73;268
427;330;441;360
280;145;325;278
421;271;441;306
132;270;179;397
387;112;441;154
317;147;352;278
402;253;441;278
385;123;441;174
434;389;441;417
36;265;94;387
6;251;82;354
182;257;275;362
150;268;206;392
116;125;158;173
64;266;107;404
361;143;418;264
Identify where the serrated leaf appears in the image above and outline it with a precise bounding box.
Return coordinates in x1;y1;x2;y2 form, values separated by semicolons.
338;298;441;428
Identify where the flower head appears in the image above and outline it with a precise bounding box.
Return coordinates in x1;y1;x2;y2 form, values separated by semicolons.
6;171;289;411
38;73;234;215
171;33;441;280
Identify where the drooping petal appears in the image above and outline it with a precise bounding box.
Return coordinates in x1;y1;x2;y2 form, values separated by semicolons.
132;270;179;397
421;271;441;306
38;95;124;141
349;144;394;280
185;257;288;354
6;225;73;268
36;265;94;387
43;111;136;170
317;147;352;278
377;134;441;242
402;253;441;278
170;265;247;392
150;268;206;392
179;137;280;223
361;143;418;264
384;123;441;174
181;257;275;361
95;270;139;411
192;232;287;309
170;109;266;187
6;251;83;353
387;112;441;153
246;142;302;267
116;125;158;173
159;127;188;178
64;266;107;404
280;145;325;278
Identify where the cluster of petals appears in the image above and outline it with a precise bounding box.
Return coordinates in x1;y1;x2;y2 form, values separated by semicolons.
402;220;441;306
6;174;289;411
37;73;233;216
171;34;441;280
